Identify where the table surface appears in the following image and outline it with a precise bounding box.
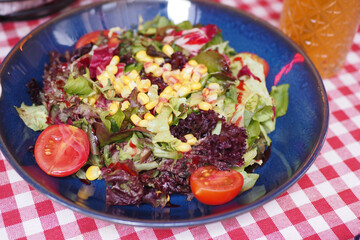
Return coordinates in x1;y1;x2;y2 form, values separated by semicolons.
1;0;359;239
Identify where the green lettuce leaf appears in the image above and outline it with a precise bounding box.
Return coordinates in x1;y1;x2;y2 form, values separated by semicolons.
15;103;49;131
270;84;289;118
64;74;95;96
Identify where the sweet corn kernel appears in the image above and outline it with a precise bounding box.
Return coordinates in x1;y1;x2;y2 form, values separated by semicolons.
127;70;140;81
184;134;195;141
137;92;150;105
162;71;172;83
144;112;155;120
138;119;149;128
154;57;165;66
108;101;119;115
130;114;142;125
199;101;213;111
122;75;131;85
180;69;192;82
159;92;171;100
128;80;137;90
121;85;132;98
114;80;124;94
86;165;101;181
184;134;197;145
137;79;152;92
191;71;201;82
98;71;114;85
107;89;115;98
152;67;164;77
162;86;174;95
145;63;160;74
188;59;198;67
208;82;221;91
206;92;218;103
135;50;153;63
168;114;173;125
106;64;118;75
145;101;158;110
162;44;174;57
88;96;97;106
194;64;208;75
202;88;210;97
176;142;192;152
155;102;164;114
110;55;120;66
121;100;130;111
177;85;191;97
162;63;172;72
190;82;202;91
172;83;182;91
82;97;88;103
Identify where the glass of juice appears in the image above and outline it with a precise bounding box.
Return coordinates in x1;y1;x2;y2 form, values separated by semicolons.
280;0;360;78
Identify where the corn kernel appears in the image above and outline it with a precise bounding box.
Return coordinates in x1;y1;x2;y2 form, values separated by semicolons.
162;71;172;83
86;165;101;181
152;67;164;77
107;89;115;98
168;114;173;125
138;119;149;128
184;134;195;141
162;86;174;95
121;100;130;111
130;114;142;125
122;75;131;85
135;50;153;63
98;71;114;85
145;63;160;74
159;92;171;100
202;88;210;97
188;59;198;67
108;101;119;115
82;97;88;103
110;55;120;66
180;69;192;82
155;102;164;114
144;112;155;120
208;82;221;91
154;57;165;65
191;71;201;82
121;85;132;98
137;92;150;105
145;101;158;110
190;82;202;91
128;80;137;90
206;92;218;103
176;142;192;152
162;44;174;57
88;96;97;106
194;64;208;75
114;80;124;94
137;79;152;92
177;85;191;97
106;64;118;75
162;63;172;72
172;83;182;91
127;70;140;82
199;101;213;111
184;134;197;145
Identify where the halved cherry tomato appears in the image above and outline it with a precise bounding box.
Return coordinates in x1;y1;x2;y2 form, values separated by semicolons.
34;124;90;177
75;30;120;49
190;166;244;205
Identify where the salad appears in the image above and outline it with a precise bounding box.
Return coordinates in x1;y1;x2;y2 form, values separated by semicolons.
16;15;289;207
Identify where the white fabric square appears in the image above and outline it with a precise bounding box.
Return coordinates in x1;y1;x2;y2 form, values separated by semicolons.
339;73;357;85
346;142;360;157
279;225;302;240
289;190;311;207
0;227;10;240
353;116;360;128
329;122;348;135
334;96;352;109
335;206;357;223
306;163;318;173
236;212;256;227
23;218;43;236
341;172;360;189
205;222;226;238
263;200;284;217
308;216;330;233
346;52;360;64
323;79;336;91
55;209;76;225
67;235;84;240
174;230;194;240
7;169;23;183
15;191;34;208
98;225;119;240
315;181;337;198
322;151;343;165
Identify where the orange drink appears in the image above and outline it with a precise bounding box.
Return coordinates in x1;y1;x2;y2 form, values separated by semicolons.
280;0;360;78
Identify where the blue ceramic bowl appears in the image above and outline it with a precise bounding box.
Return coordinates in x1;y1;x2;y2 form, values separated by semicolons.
0;0;328;227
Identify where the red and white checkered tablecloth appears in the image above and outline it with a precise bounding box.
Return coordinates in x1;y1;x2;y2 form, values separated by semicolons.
1;0;360;239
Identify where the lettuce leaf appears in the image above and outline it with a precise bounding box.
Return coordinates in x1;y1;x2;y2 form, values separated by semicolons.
270;84;289;118
15;103;49;131
64;74;95;96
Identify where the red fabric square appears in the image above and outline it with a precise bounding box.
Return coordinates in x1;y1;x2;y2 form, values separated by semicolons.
2;209;22;227
332;224;353;239
256;218;278;235
44;226;65;240
312;199;332;215
154;229;174;239
0;160;5;172
7;37;20;46
319;166;339;180
0;183;13;199
77;218;97;234
338;189;358;205
344;157;360;171
285;208;306;225
2;22;15;31
344;64;358;73
35;200;55;217
327;136;344;149
228;227;248;240
298;174;314;189
303;235;322;240
338;86;353;95
333;110;349;121
122;232;140;240
350;129;360;141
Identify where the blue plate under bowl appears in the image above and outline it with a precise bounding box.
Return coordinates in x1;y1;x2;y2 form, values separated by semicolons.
0;0;329;227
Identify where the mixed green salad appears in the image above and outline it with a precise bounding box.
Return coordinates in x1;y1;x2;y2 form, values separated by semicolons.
16;15;289;206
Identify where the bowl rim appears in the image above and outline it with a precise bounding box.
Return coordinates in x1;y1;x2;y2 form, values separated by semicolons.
0;0;329;228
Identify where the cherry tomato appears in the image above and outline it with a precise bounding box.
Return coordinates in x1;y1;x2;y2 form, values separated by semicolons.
75;30;120;49
34;124;90;177
190;166;244;205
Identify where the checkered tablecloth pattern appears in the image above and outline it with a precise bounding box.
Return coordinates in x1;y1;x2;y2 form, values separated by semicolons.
1;0;360;239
